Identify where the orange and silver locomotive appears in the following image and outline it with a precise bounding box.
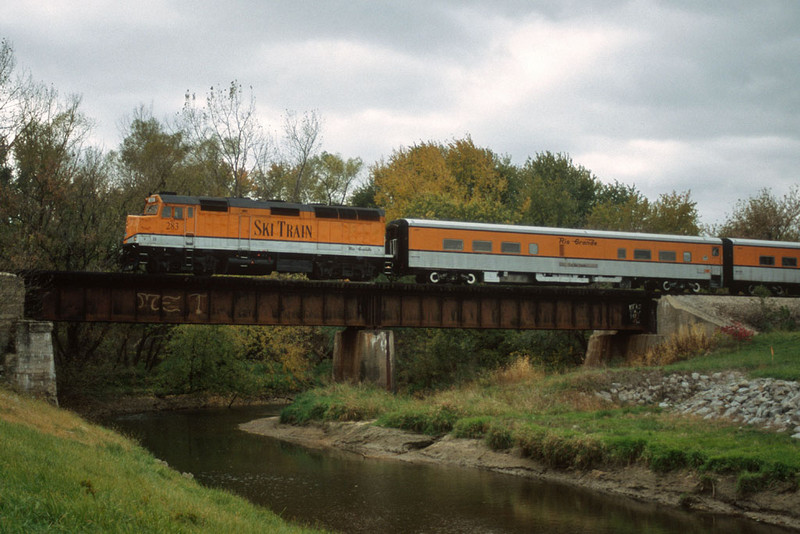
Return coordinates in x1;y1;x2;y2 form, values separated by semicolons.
122;193;388;280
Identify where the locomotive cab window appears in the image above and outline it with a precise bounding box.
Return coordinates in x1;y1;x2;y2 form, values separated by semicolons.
187;207;194;218
528;243;539;255
473;240;492;252
633;249;651;260
617;248;626;259
658;251;677;262
501;242;521;254
145;204;159;215
173;207;184;220
759;256;775;266
161;206;172;218
442;239;464;251
782;257;797;267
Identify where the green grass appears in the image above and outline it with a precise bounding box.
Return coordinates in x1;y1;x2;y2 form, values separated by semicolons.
0;389;325;534
664;331;800;380
281;331;800;494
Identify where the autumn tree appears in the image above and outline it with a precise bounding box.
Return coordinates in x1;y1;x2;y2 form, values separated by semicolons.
718;187;800;241
372;137;513;222
587;185;700;236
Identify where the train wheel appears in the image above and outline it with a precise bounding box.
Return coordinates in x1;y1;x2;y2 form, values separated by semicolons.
771;285;786;296
428;271;441;284
661;280;675;292
689;282;702;294
465;272;478;285
746;285;758;295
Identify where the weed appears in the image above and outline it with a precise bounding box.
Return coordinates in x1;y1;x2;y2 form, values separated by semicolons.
635;324;716;366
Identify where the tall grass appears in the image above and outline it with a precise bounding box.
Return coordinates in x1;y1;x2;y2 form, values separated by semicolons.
0;388;325;534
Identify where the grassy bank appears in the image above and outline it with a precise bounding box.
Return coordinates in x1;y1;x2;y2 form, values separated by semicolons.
0;388;324;534
281;331;800;495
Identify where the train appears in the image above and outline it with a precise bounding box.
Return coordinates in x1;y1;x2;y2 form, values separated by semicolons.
121;193;800;295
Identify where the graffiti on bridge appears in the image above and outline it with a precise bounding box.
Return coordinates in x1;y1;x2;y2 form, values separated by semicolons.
137;292;208;316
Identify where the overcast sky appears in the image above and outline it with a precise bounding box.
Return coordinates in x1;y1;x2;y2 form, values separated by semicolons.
2;1;799;227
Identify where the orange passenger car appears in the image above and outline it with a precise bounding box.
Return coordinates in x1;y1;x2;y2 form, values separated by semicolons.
122;193;388;279
723;238;800;295
387;219;724;291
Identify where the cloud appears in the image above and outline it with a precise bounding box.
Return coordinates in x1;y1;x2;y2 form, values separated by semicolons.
1;0;798;227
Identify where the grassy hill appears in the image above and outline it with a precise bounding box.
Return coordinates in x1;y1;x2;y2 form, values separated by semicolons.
0;388;325;534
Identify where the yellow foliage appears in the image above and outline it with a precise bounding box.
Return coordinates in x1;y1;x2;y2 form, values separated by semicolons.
372;137;512;222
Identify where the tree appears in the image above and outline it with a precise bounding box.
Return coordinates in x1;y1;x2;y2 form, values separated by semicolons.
283;109;323;203
113;107;192;212
647;190;701;235
180;81;268;197
512;152;600;228
306;151;362;205
157;326;260;402
372;137;512;222
718;187;800;241
587;186;700;236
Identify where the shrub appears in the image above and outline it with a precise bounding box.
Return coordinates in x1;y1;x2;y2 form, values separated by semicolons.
718;322;755;344
485;424;514;450
452;416;491;439
378;405;460;435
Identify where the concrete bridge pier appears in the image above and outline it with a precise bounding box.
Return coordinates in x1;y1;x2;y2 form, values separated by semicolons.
333;327;396;391
1;273;57;404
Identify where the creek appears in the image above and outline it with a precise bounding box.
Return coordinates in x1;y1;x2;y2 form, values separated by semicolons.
107;405;789;533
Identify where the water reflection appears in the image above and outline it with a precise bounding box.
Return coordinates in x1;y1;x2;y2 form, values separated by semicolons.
108;407;788;534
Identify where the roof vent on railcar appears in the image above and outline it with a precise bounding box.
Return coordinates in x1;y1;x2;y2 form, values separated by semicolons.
199;198;229;212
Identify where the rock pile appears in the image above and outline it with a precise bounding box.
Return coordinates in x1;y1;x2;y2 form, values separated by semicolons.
595;371;800;439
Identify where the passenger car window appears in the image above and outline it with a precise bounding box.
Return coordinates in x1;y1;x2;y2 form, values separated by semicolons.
712;247;720;257
658;251;677;262
501;242;521;254
617;248;626;259
528;243;539;255
683;252;692;262
759;256;775;266
472;240;492;252
633;249;651;260
442;239;464;251
783;257;798;267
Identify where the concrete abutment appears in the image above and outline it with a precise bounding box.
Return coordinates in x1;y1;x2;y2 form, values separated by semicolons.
584;295;767;367
1;273;57;404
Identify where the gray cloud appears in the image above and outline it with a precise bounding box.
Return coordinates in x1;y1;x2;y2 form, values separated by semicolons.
1;0;798;226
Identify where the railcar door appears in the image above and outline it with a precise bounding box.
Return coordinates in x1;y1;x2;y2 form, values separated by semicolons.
184;206;196;249
238;216;251;255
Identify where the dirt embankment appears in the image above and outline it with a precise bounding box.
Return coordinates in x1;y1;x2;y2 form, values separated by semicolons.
240;417;800;531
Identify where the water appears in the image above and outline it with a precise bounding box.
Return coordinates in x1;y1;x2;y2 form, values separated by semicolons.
108;406;790;533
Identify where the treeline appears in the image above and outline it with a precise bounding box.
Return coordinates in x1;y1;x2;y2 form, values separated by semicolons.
2;38;799;400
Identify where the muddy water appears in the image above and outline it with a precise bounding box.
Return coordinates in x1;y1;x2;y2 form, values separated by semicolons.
108;406;788;533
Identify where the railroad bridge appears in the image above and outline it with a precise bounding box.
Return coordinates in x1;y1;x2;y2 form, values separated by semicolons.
5;271;659;401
